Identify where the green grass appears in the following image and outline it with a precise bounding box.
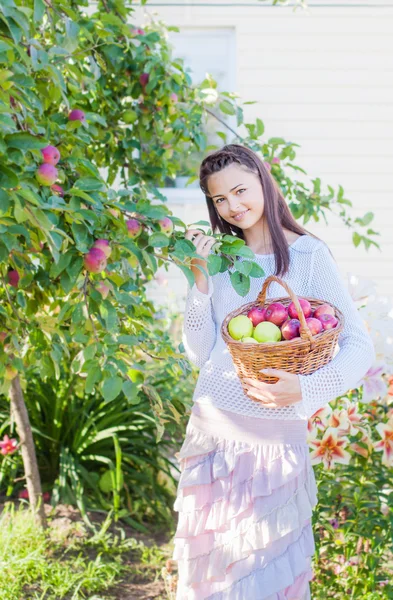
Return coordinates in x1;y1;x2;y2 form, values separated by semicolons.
0;503;173;600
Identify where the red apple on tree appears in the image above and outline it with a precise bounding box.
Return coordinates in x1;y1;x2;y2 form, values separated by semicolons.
36;164;58;186
139;72;149;89
7;270;19;288
158;217;173;235
50;184;64;197
92;239;111;258
96;281;111;299
41;145;60;165
83;247;107;273
126;218;142;238
69;109;86;122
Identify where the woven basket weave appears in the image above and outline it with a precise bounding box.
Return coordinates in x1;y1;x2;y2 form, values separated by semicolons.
221;275;344;396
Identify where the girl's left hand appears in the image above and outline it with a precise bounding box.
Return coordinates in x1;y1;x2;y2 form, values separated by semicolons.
243;369;302;408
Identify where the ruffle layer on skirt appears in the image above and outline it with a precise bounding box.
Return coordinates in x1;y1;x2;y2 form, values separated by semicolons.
172;411;318;599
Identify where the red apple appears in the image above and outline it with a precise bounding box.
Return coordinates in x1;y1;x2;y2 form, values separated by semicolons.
93;239;111;258
126;218;142;238
314;303;335;320
0;332;8;344
317;314;338;330
69;109;86;122
36;163;58;186
139;72;149;88
97;281;111;299
305;317;323;336
265;302;288;327
281;318;301;340
158;217;173;235
41;145;60;165
84;247;107;273
247;306;266;327
51;184;64;197
288;298;312;320
7;270;19;288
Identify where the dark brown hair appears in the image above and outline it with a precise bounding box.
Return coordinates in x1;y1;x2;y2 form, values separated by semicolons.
199;143;322;277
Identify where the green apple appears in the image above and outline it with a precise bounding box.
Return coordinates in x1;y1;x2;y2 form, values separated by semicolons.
228;315;253;340
241;336;259;344
253;321;282;343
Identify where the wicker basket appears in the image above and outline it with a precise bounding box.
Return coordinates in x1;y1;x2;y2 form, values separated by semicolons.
221;275;344;396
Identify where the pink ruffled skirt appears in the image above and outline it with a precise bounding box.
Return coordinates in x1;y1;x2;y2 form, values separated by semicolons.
171;402;318;599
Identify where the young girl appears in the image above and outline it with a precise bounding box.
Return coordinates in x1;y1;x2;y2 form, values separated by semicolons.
171;144;375;599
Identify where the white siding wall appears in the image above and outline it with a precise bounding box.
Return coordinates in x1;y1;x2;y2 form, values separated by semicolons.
134;1;393;312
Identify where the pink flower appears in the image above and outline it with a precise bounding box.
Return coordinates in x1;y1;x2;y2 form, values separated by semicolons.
271;157;281;165
328;408;350;433
358;362;388;403
18;489;51;502
309;427;351;470
308;406;331;431
0;434;18;456
374;417;393;467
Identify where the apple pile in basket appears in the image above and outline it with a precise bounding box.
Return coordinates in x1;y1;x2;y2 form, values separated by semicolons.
221;274;344;390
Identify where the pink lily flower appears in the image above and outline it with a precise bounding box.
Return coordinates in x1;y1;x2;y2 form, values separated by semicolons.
309;427;351;470
0;434;18;456
374;417;393;467
357;362;388;403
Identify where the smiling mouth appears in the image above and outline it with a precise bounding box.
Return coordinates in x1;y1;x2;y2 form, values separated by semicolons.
232;209;250;221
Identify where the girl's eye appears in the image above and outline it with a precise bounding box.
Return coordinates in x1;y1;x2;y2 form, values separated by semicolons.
216;189;245;204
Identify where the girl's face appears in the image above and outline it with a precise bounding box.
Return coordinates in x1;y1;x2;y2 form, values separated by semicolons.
207;163;265;229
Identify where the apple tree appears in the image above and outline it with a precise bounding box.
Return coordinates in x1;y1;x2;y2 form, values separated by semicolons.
0;0;379;527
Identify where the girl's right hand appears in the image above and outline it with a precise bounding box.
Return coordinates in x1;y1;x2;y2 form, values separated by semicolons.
184;229;218;293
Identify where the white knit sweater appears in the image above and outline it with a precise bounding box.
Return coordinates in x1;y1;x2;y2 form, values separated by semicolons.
182;234;376;420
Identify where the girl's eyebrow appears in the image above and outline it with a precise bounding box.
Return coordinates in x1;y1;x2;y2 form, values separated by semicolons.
211;184;244;199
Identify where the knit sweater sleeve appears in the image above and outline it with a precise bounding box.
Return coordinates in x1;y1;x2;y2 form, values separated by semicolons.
182;275;217;368
293;242;376;419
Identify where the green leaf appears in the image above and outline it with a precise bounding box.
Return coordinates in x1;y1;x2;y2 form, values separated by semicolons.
71;222;89;251
85;365;102;394
0;164;18;188
256;118;264;136
74;177;106;192
148;232;170;248
207;254;222;276
178;264;195;287
353;232;362;248
0;190;10;214
122;380;140;404
219;100;236;115
234;245;255;259
5;132;47;150
34;0;45;21
230;271;250;297
102;376;123;402
49;251;73;278
249;262;265;278
234;259;253;276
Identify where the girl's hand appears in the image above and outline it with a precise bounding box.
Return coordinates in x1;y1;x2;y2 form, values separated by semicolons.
243;369;302;408
184;229;218;295
184;228;217;267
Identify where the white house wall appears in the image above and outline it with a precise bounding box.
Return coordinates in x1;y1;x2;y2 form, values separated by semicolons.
132;1;393;312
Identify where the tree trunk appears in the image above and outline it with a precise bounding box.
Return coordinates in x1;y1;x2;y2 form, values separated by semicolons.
9;375;47;529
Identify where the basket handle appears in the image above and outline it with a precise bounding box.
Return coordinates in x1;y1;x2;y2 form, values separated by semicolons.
256;275;315;347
